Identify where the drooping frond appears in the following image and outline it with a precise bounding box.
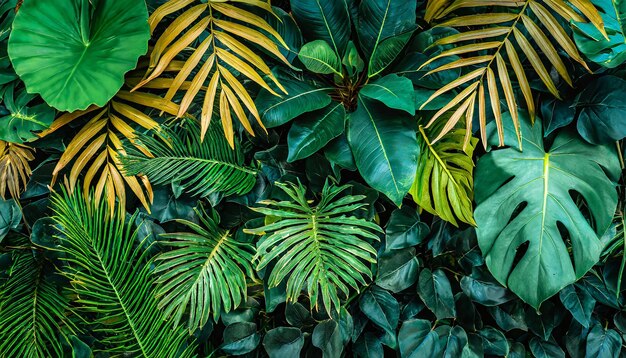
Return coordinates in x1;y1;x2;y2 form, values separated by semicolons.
0;248;76;358
410;123;478;227
132;0;291;147
154;207;255;333
50;187;195;357
40;90;179;212
120;120;257;198
420;0;605;147
246;181;382;315
0;140;34;199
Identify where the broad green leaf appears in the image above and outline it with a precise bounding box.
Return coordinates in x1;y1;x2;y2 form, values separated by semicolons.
361;74;416;114
359;286;399;347
586;322;621;358
460;273;515;307
263;327;305;358
478;327;509;356
368;30;414;77
324;134;356;171
474;112;620;308
385;207;429;250
285;302;312;327
255;76;332;128
572;0;626;68
290;0;351;56
529;337;565;358
221;322;260;355
354;332;383;357
398;319;441;357
541;97;575;137
526;301;563;340
575;75;626;144
435;326;468;358
418;268;456;320
0;84;54;143
509;342;526;358
287;102;345;162
559;284;595;328
312;320;344;358
348;95;418;206
8;0;150;111
298;40;342;75
0;198;20;243
376;248;419;293
342;40;364;78
411;126;478;227
488;302;528;332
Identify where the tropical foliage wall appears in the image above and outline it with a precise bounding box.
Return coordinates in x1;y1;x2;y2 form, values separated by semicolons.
1;0;626;356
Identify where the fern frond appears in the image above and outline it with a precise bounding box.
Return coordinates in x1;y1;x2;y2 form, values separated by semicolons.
121;120;257;198
50;187;195;356
0;249;76;357
132;0;291;147
154;207;255;333
420;0;605;147
0;140;34;199
246;181;382;315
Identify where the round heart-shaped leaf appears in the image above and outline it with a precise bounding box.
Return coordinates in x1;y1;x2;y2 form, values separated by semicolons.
8;0;150;111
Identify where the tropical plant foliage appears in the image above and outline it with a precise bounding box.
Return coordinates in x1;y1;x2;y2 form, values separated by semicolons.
2;0;626;356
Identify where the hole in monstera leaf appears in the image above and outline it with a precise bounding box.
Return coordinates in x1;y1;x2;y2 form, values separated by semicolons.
556;221;576;272
569;189;596;231
506;240;530;285
505;201;528;227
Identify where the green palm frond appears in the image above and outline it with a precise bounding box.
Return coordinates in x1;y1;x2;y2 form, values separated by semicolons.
121;121;257;198
154;207;255;333
246;181;382;315
0;247;76;358
410;124;478;227
420;0;605;147
50;188;195;357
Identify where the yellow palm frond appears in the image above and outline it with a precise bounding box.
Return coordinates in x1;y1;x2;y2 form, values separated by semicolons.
0;140;34;199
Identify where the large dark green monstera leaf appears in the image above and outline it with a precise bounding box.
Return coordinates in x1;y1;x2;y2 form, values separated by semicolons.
474;112;620;309
8;0;149;111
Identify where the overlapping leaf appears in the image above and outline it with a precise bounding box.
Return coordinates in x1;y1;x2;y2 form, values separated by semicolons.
0;140;33;199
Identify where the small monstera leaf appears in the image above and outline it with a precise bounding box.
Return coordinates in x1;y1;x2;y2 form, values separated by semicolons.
8;0;150;111
474;112;620;308
0;84;54;143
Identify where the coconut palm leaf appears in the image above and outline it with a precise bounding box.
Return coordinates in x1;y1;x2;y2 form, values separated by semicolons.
246;181;382;315
154;207;255;333
121;120;256;198
50;187;195;356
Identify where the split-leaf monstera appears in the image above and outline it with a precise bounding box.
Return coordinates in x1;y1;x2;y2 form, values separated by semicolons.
8;0;150;111
474;112;621;308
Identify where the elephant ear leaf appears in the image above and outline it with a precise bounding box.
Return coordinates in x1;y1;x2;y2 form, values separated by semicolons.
474;111;620;309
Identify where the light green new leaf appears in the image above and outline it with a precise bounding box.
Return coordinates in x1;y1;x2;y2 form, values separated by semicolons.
361;74;416;115
298;40;342;75
474;112;620;308
287;102;346;162
121;121;257;198
8;0;150;111
410;126;478;226
51;188;194;356
247;181;382;315
154;208;255;333
348;95;419;206
0;84;54;143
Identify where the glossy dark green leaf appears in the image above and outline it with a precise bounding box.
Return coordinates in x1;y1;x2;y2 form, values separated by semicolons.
436;325;468;358
354;332;383;358
586;322;621;358
285;302;312;328
376;248;419;293
475;113;620;308
566;320;590;358
256;76;332;128
575;76;626;144
418;268;455;320
0;84;54;143
324;133;357;171
455;293;483;332
359;286;399;347
478;327;509;356
461;334;484;358
70;335;91;358
287;102;345;162
148;187;198;224
541;97;575;137
312;319;344;358
348;95;418;205
385;207;429;250
368;30;414;78
559;284;595;328
460;273;514;307
526;302;564;341
265;6;303;63
298;40;342;75
508;341;526;358
30;217;57;250
361;74;416;114
8;0;150;111
487;302;528;332
263;327;305;358
398;319;440;357
529;337;565;358
0;198;20;243
290;0;351;56
221;322;260;355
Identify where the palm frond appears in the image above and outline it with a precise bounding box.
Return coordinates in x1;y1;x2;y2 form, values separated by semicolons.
132;0;291;147
246;181;382;315
0;140;34;199
410;124;478;227
0;248;76;357
419;0;605;147
154;207;255;333
120;120;257;198
50;187;195;357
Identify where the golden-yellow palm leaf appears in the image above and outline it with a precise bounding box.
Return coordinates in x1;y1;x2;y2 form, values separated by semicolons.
132;0;290;147
421;0;606;148
0;140;34;199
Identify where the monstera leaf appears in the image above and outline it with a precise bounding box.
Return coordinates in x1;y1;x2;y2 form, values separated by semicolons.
8;0;150;111
0;84;54;143
474;112;620;308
